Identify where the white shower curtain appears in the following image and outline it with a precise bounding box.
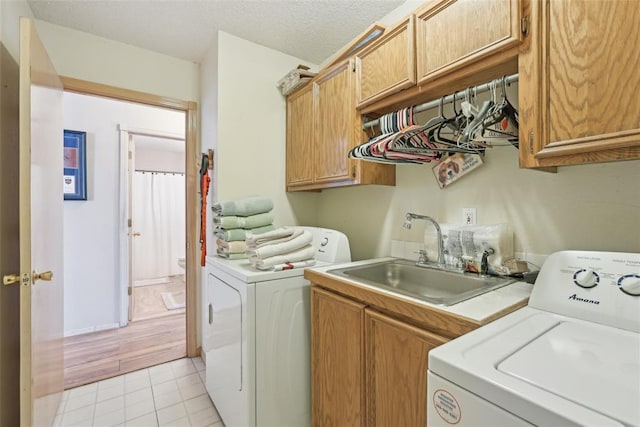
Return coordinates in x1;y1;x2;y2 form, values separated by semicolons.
133;171;185;281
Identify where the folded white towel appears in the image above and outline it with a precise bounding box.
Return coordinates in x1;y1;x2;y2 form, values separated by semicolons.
246;226;297;246
246;230;312;259
216;239;247;254
249;245;316;270
272;260;316;271
246;228;305;250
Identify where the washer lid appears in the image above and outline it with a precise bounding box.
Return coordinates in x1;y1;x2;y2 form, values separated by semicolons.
498;321;640;427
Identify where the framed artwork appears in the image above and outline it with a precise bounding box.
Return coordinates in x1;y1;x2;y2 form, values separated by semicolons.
63;130;87;200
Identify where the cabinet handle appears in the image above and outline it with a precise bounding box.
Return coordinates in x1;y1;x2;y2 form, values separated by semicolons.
521;15;530;36
208;303;213;324
529;131;534;154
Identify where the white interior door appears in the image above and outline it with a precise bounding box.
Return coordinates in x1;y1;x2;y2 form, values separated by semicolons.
17;17;64;427
128;135;135;321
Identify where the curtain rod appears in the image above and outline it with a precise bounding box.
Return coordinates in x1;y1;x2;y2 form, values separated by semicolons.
362;73;519;130
135;169;185;175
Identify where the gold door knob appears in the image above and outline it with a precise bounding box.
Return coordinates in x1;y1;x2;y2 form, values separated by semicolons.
32;270;53;282
133;232;141;237
4;272;31;286
3;274;21;286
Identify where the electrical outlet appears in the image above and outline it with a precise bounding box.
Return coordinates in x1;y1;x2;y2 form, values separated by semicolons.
463;208;477;225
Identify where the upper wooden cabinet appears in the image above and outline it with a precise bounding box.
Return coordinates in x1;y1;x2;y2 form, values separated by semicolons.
519;0;640;168
415;0;522;85
286;59;395;192
286;84;315;187
355;15;416;109
356;0;522;114
314;60;359;184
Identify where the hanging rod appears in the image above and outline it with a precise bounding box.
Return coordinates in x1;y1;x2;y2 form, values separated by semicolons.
135;169;185;175
362;73;519;130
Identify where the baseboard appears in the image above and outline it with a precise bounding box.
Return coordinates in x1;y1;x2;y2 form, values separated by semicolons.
64;322;120;337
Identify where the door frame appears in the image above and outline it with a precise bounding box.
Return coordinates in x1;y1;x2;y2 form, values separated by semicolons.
61;76;199;357
118;127;185;324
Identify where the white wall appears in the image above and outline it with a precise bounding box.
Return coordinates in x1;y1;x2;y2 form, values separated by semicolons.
34;20;199;102
215;31;320;228
318;153;640;261
63;91;185;336
1;0;35;60
136;148;185;173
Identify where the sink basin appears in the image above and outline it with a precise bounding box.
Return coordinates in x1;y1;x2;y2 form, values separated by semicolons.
327;259;515;306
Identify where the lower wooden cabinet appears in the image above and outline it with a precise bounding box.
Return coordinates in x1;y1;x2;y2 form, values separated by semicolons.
311;286;448;427
365;309;448;427
311;287;366;427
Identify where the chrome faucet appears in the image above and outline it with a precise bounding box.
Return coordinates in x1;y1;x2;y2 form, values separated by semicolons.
403;213;445;267
480;248;495;275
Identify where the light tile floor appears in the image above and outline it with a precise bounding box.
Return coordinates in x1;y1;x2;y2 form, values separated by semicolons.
55;357;222;427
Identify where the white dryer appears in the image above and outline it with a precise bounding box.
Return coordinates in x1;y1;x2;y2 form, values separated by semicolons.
203;227;351;427
428;250;640;426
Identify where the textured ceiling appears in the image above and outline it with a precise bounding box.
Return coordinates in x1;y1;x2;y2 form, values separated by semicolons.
27;0;405;65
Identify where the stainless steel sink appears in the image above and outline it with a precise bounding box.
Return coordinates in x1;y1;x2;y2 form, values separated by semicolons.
327;259;515;306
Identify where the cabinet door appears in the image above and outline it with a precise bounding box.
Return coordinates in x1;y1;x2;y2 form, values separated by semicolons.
365;309;448;427
314;60;358;184
520;0;640;167
286;84;315;188
311;287;365;427
356;15;416;109
416;0;521;84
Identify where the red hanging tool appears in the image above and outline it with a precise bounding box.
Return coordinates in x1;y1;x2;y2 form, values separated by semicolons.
200;153;211;266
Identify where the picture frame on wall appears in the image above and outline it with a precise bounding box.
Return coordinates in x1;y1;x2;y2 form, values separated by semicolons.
63;129;87;200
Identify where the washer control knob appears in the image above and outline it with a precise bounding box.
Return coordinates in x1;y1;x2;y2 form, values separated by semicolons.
320;237;329;247
573;269;599;288
618;274;640;296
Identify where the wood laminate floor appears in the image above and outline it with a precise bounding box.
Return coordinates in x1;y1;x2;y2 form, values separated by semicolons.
64;313;186;390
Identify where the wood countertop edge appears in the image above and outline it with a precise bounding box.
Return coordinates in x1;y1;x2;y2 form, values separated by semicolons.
305;269;528;339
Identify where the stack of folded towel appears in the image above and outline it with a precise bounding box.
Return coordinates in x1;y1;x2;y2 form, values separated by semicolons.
246;227;316;270
213;196;275;259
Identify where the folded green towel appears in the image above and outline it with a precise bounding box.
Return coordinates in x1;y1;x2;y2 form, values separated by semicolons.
213;211;274;230
214;224;276;242
212;196;273;217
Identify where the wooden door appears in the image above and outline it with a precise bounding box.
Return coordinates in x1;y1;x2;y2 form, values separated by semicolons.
365;309;447;427
311;287;365;427
0;40;21;427
415;0;521;85
519;0;640;167
285;84;315;190
18;17;64;427
313;60;358;185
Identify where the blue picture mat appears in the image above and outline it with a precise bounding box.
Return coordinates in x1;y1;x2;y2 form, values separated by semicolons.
63;130;87;200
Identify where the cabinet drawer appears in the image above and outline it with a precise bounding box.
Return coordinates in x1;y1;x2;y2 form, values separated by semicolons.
416;0;521;85
356;15;416;109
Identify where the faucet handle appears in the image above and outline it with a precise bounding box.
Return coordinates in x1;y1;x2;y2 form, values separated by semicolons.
416;249;428;264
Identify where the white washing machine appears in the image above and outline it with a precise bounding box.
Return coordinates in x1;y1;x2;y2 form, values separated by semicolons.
428;250;640;426
203;227;351;427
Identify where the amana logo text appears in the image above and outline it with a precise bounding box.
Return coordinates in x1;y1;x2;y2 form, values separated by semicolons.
568;294;600;305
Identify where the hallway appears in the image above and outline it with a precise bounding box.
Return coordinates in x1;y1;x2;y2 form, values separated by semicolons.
64;313;186;390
